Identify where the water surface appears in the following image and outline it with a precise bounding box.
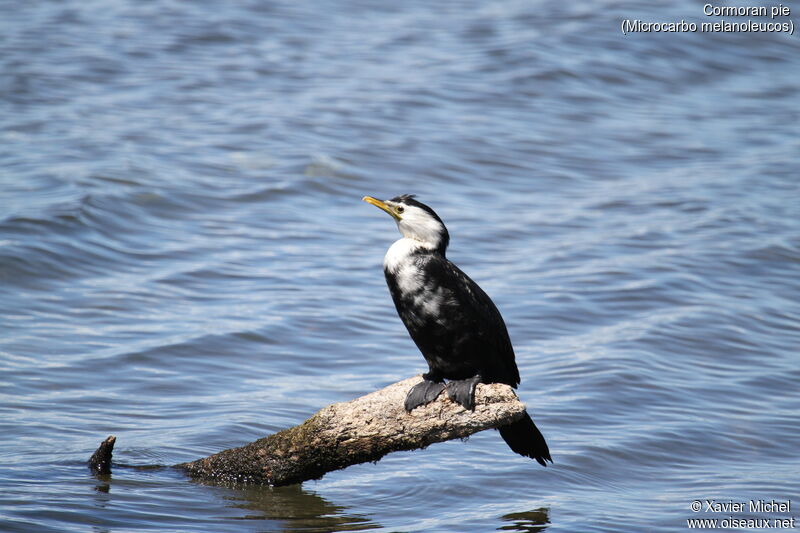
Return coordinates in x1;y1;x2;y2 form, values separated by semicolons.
2;1;799;531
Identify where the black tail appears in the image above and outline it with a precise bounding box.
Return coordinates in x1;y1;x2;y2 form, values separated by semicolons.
499;412;552;467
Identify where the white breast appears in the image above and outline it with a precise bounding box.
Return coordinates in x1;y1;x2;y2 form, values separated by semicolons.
384;238;445;316
383;238;429;274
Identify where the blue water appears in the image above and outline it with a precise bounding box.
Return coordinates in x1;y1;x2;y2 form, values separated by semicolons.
2;1;799;531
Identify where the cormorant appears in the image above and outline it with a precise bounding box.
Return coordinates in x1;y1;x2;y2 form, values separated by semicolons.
363;194;552;466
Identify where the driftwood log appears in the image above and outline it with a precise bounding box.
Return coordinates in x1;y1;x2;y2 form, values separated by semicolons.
90;375;531;486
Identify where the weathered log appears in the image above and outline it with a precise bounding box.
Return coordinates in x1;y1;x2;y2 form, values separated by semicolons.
87;376;533;485
177;375;530;486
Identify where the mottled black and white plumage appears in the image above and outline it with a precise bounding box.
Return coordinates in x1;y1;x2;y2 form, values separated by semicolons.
363;194;552;466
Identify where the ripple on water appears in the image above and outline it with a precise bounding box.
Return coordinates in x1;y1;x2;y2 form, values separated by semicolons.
2;0;800;532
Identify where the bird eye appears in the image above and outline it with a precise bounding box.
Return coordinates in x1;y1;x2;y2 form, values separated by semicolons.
396;206;405;213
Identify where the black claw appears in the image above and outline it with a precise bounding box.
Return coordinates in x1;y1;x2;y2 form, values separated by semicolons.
405;379;445;411
446;375;481;411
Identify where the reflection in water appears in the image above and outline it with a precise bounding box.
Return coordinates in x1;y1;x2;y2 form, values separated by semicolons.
498;508;550;532
92;473;111;494
90;472;112;533
91;462;376;531
207;482;378;532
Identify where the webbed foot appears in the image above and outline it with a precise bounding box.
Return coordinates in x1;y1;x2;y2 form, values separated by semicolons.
446;375;482;411
404;377;445;411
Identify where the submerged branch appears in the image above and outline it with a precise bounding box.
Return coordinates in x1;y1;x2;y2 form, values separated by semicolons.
89;435;116;475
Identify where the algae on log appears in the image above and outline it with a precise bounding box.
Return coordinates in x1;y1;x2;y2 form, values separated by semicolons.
176;375;530;486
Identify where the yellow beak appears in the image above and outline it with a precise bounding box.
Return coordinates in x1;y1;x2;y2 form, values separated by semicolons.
363;196;401;221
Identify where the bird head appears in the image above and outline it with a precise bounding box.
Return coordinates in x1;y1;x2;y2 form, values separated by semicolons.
363;194;450;253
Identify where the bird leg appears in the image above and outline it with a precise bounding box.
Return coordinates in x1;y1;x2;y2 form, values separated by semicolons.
404;372;445;412
446;374;483;411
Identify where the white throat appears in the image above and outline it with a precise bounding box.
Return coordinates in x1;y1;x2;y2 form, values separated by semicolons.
396;209;444;249
383;237;433;274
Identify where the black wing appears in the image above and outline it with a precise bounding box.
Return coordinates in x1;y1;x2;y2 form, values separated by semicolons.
421;254;521;387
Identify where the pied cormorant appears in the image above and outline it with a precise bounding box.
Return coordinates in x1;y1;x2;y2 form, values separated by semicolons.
363;194;552;466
